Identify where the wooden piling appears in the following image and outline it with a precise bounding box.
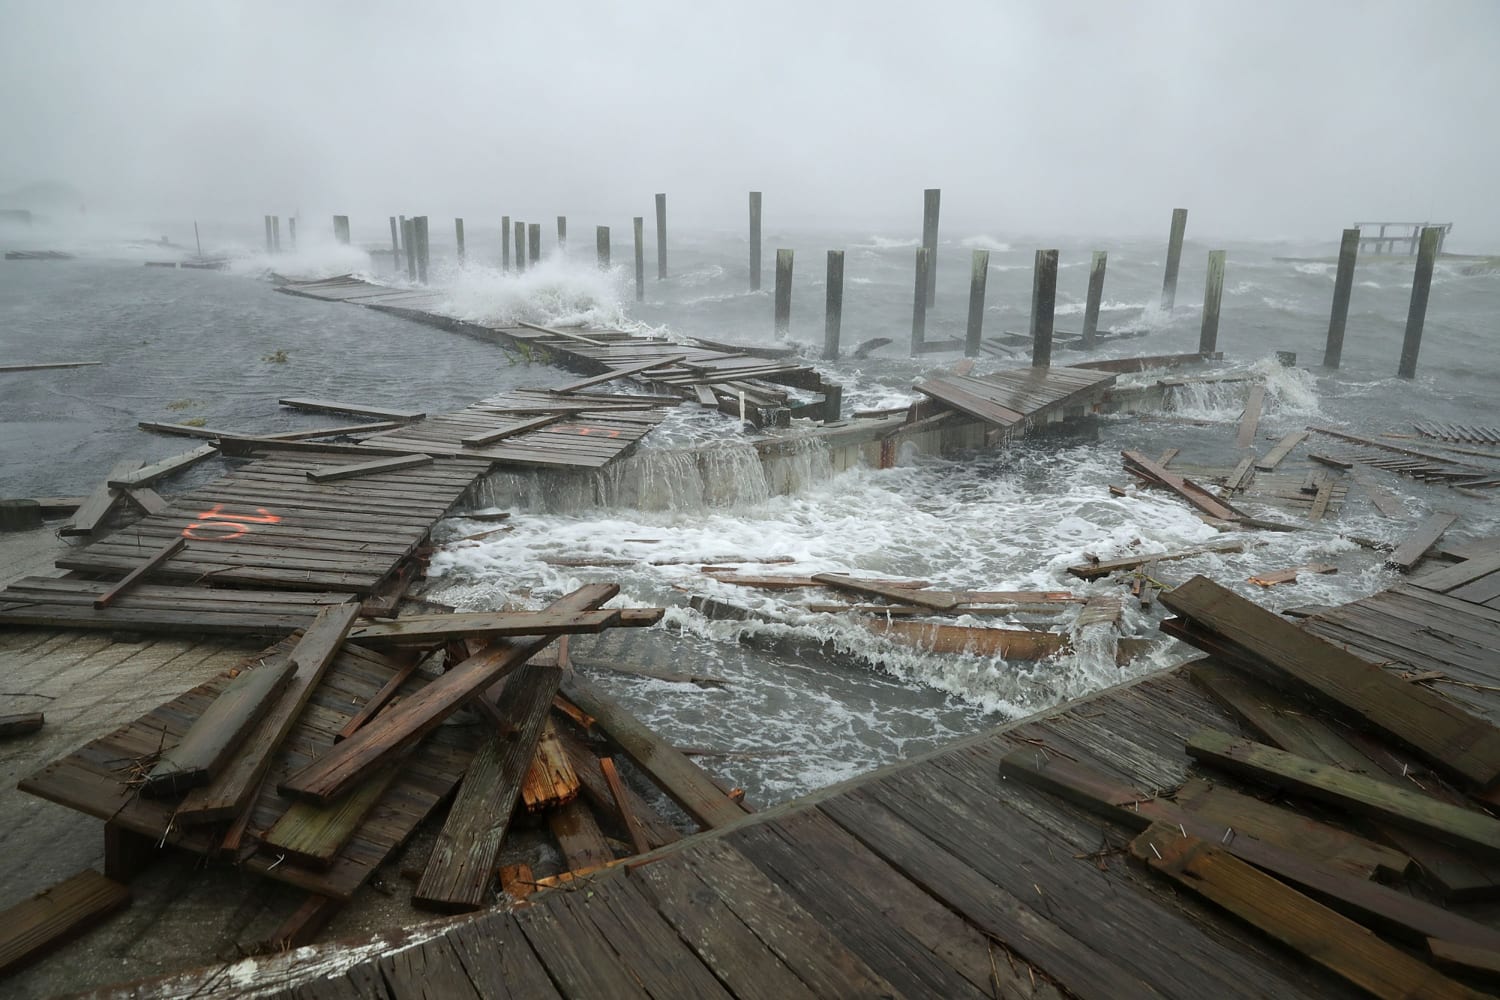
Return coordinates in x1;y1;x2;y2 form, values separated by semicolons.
263;216;272;253
1323;228;1360;369
921;188;940;306
1398;227;1442;379
557;216;567;250
596;226;610;269
749;191;762;291
388;217;400;273
1160;207;1188;310
454;218;465;263
964;249;989;357
910;247;930;355
402;219;417;281
1081;250;1107;348
288;217;296;251
633;217;645;302
1199;250;1226;354
774;249;793;336
824;250;844;360
655;193;667;279
528;223;541;266
501;215;511;271
272;216;281;253
514;221;526;273
333;215;351;245
415;216;430;284
1032;249;1058;368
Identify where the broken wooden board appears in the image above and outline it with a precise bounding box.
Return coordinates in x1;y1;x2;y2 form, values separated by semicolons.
863;619;1069;659
459;413;566;447
557;722;681;849
1235;385;1265;449
1130;825;1487;1000
810;573;958;611
60;458;139;536
280;585;617;805
108;444;219;489
702;571;930;591
0;869;131;976
549;354;689;393
346;608;662;646
1248;563;1337;587
279;398;425;422
521;717;580;812
414;662;564;912
1186;729;1500;859
261;747;412;870
1162;574;1500;789
306;453;433;482
92;537;185;608
0;712;45;738
1256;431;1309;471
143;655;299;797
1068;541;1245;580
1122;450;1243;521
1388;512;1460;573
547;798;614;872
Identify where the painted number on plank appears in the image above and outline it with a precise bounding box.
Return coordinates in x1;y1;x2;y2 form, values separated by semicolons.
182;504;281;541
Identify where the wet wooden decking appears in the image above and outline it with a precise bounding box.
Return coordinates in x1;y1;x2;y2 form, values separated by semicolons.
915;367;1118;432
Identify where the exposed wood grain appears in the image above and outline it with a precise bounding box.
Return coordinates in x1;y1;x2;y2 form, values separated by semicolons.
0;869;131;975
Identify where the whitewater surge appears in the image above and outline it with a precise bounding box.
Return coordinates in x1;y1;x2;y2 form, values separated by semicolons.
439;257;630;329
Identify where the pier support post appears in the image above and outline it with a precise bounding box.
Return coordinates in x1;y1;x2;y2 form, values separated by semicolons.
1031;249;1058;368
1323;228;1359;368
288;217;296;251
655;193;667;279
263;216;272;253
1160;207;1188;310
1081;251;1107;348
514;221;526;273
964;249;989;357
528;223;541;266
921;188;940;306
1199;250;1226;354
910;247;930;355
388;217;400;272
596;226;610;269
749;191;762;291
402;219;417;281
824;250;844;360
501;215;511;272
333;215;351;245
272;216;281;252
415;216;430;283
1398;227;1442;379
633;217;645;301
557;216;567;251
774;249;793;337
454;218;465;263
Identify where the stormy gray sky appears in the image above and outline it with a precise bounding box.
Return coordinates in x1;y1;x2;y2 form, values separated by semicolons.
2;0;1497;242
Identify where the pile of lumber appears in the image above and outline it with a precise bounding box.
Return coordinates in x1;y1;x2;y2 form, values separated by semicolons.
14;586;760;962
1002;573;1500;994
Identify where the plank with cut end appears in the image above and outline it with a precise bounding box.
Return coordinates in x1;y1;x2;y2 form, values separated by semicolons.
333;653;420;744
1131;825;1487;1000
61;458;139;536
1430;939;1500;985
305;454;432;482
279;397;425;421
1387;512;1459;572
346;608;651;646
177;603;363;823
93;537;184;608
559;671;747;829
1248;563;1337;587
122;486;169;515
259;894;342;952
549;354;689;393
459;413;565;447
1308;478;1335;521
862;619;1068;659
1123;450;1242;521
0;712;45;738
262;750;411;869
1256;431;1309;470
280;584;617;806
1162;574;1500;789
557;723;682;849
1224;454;1256;492
1410;552;1500;595
0;360;100;372
600;756;651;855
1067;541;1245;580
1187;729;1500;858
144;655;299;796
521;717;579;812
414;661;564;912
547;798;614;871
1235;384;1265;449
108;443;218;488
0;869;130;975
811;572;957;610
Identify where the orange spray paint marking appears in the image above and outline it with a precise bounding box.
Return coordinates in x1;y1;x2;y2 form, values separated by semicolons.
182;504;281;541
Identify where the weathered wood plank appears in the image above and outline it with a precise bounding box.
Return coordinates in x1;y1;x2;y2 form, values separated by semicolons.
1388;512;1459;572
1068;541;1245;580
280;585;617;805
262;748;411;870
1123;450;1242;521
0;869;131;975
557;723;682;849
459;413;565;447
346;608;656;646
810;573;958;610
1256;431;1309;471
549;354;689;393
306;454;433;483
1235;384;1265;449
108;444;219;488
60;458;139;536
279;398;425;421
0;712;45;738
413;661;563;912
93;537;184;608
1131;825;1486;1000
521;717;579;812
547;798;613;871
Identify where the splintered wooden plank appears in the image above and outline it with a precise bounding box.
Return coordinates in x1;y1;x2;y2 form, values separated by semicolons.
1235;384;1265;449
1256;431;1309;471
60;458;139;536
547;798;614;871
1187;729;1500;858
177;603;361;824
810;573;957;610
121;486;169;515
460;413;566;447
1122;450;1242;521
1387;512;1459;572
1130;826;1486;1000
1248;563;1337;587
1409;552;1500;595
599;757;650;855
0;713;45;738
92;537;185;608
557;723;681;849
413;662;565;912
0;869;131;975
1067;541;1245;580
1162;575;1500;789
143;655;299;797
279;397;425;421
108;444;218;488
346;608;647;646
280;584;617;806
305;453;432;482
549;354;689;393
521;717;579;812
558;671;747;829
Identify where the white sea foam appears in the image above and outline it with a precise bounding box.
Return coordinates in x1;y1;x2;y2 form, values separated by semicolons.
1294;262;1333;276
437;257;628;329
856;235;921;249
959;235;1013;251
